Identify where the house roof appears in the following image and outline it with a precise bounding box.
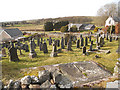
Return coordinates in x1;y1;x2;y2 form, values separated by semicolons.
0;28;23;37
113;17;120;22
85;24;95;29
79;24;89;29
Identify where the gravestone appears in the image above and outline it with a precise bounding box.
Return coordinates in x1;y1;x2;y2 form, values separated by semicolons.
2;48;6;57
91;41;93;45
85;37;88;46
65;37;68;45
8;42;19;61
61;37;64;49
99;37;103;47
89;45;93;51
42;40;48;53
50;41;58;57
80;38;84;46
32;38;36;49
49;37;52;45
39;42;43;51
96;35;99;43
41;38;43;43
106;32;109;40
25;42;29;52
29;40;37;59
109;36;112;42
98;33;101;37
56;40;60;47
76;40;80;48
80;34;82;39
89;36;91;42
82;46;86;54
67;39;72;51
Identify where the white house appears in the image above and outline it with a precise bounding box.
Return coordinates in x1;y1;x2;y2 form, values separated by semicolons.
0;28;23;42
105;16;120;27
68;23;82;31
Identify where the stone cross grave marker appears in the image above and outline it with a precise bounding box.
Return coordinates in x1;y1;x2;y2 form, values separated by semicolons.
29;40;37;59
50;41;58;57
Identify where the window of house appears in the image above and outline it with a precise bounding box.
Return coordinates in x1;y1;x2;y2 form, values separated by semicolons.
109;20;111;24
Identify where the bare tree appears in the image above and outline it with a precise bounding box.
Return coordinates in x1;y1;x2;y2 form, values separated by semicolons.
97;2;118;17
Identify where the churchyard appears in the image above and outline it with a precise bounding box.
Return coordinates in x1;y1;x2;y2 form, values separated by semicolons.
1;32;120;88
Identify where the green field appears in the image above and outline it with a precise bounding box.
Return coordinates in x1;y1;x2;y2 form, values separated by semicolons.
1;36;119;85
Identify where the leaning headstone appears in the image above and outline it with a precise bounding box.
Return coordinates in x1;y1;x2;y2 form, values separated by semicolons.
2;48;6;57
85;37;88;46
8;42;19;61
80;37;84;46
61;37;64;49
109;36;112;42
42;40;48;53
29;40;37;59
76;40;80;48
67;39;72;51
50;41;58;57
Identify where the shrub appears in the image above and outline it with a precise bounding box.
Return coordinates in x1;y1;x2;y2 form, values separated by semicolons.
70;25;77;32
94;27;98;32
54;21;69;31
60;25;68;32
44;22;53;31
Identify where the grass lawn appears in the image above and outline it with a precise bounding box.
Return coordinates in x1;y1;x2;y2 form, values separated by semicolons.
1;36;119;85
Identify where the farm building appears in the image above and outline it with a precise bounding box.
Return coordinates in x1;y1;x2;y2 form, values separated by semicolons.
0;28;23;42
105;16;120;27
104;16;120;34
68;23;82;31
84;24;96;30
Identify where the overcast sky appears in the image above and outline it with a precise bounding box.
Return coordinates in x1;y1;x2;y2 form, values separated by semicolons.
0;0;119;22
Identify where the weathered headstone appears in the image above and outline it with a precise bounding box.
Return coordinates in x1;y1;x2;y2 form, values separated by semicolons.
29;40;37;58
96;35;99;43
85;37;88;46
82;46;86;54
8;42;19;61
42;40;48;53
99;37;103;47
67;39;72;51
61;37;64;49
76;40;80;48
65;37;68;45
50;41;57;57
41;38;43;43
32;38;36;49
80;38;84;46
91;41;93;45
